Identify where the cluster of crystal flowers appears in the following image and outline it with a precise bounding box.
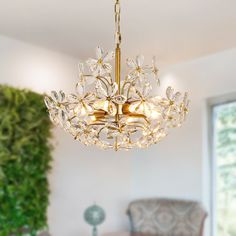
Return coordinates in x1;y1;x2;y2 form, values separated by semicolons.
44;47;190;150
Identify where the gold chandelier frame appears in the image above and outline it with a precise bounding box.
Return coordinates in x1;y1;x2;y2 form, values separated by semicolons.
44;0;190;151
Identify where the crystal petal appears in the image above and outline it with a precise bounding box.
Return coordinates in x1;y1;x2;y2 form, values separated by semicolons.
76;83;84;97
135;89;144;100
173;92;181;102
183;92;189;105
128;86;139;100
63;120;71;130
155;77;160;86
59;90;65;102
59;109;67;124
143;65;153;74
84;92;95;102
143;102;155;117
103;51;115;62
136;55;144;67
149;96;162;105
186;99;190;108
86;58;98;72
44;96;54;109
102;63;112;73
84;103;94;114
67;93;77;102
49;112;57;124
143;82;152;97
51;91;59;102
152;56;157;67
74;103;83;115
96;46;103;59
78;62;84;75
126;58;136;69
83;74;96;86
110;82;118;97
96;80;108;98
166;87;174;100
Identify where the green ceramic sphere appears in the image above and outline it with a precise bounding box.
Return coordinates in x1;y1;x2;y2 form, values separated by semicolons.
84;204;106;226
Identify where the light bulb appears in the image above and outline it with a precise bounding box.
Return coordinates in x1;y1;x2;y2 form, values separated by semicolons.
149;110;161;119
127;117;135;123
80;106;87;116
93;100;106;110
103;100;109;111
90;115;97;121
128;103;136;113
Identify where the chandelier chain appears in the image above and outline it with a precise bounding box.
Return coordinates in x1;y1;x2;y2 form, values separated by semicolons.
115;0;121;46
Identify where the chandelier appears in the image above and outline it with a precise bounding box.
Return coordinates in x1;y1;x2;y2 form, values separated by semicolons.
44;0;190;151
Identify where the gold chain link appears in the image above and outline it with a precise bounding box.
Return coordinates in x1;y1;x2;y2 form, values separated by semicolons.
115;0;121;46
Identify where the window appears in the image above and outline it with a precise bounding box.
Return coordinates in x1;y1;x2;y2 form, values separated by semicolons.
212;101;236;236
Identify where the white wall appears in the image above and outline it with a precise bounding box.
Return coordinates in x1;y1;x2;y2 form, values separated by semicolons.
0;35;132;236
132;48;236;236
1;34;236;236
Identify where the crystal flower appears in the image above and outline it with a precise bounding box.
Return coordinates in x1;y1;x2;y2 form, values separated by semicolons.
139;126;167;148
77;62;94;86
75;123;98;146
87;46;114;76
179;92;190;122
44;91;67;126
94;81;127;115
162;87;181;112
78;62;86;84
166;87;181;104
161;87;186;127
68;83;95;117
126;55;151;80
128;82;159;118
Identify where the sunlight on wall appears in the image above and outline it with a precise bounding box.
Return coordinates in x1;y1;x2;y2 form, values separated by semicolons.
159;73;184;95
14;54;79;94
20;61;58;93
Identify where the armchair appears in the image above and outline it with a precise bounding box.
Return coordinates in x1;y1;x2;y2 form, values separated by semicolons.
127;198;207;236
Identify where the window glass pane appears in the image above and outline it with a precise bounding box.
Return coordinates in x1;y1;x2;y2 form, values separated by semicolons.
214;101;236;236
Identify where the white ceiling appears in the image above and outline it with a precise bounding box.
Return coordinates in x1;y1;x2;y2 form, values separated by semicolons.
0;0;235;66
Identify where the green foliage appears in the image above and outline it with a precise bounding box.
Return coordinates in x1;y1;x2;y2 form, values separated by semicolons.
0;85;53;236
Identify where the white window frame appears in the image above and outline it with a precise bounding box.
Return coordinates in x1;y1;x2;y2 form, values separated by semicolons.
207;92;236;236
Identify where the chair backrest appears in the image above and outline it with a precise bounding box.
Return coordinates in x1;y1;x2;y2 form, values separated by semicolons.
127;198;207;236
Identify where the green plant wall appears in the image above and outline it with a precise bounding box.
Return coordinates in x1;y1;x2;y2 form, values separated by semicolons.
0;85;53;236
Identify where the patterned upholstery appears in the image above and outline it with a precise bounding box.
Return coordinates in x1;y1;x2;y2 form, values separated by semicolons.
127;198;207;236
